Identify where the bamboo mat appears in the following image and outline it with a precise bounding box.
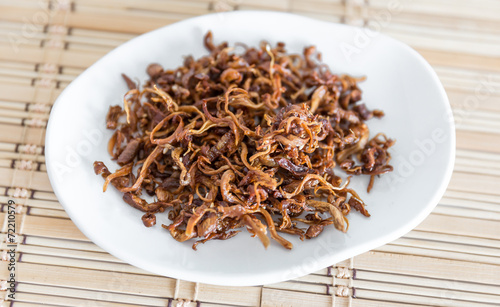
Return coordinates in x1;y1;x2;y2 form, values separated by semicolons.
1;0;500;306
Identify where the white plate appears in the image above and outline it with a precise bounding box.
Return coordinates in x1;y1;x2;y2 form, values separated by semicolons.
46;11;455;286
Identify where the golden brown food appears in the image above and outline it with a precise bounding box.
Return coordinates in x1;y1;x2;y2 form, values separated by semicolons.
94;32;394;250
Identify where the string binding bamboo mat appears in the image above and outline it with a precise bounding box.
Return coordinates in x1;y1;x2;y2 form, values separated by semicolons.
0;0;499;306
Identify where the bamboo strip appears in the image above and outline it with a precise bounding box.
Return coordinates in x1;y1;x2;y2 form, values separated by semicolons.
355;251;500;286
0;125;45;146
454;123;500;135
0;143;16;152
448;172;500;197
158;281;261;306
0;160;12;169
404;230;500;249
353;288;495;307
0;117;46;128
209;4;280;13
455;156;500;170
382;20;500;47
17;254;148;275
0;195;61;211
59;66;83;78
0;152;45;163
443;70;500;85
69;28;135;42
0;144;39;155
64;34;125;48
460;117;500;129
31;190;57;201
435;66;500;83
0;27;125;51
0;6;182;35
32;79;68;90
393;236;500;258
440;197;500;213
8;262;264;306
287;0;341;3
373;9;500;35
6;292;142;307
0;110;50;121
444;189;500;204
0;169;52;192
443;81;500;96
290;0;343;15
378;29;500;63
0;234;101;253
0;76;31;87
0;60;36;71
369;0;500;21
0;25;39;43
0;117;22;126
456;130;500;154
439;75;500;93
261;288;332;307
381;28;500;58
293;274;331;285
457;149;500;161
433;205;500;220
264;281;329;295
0;82;61;104
234;0;290;10
0;143;44;155
8;289;232;307
15;283;170;307
416;214;500;240
447;89;500;113
0;35;41;50
417;48;500;73
351;298;429;307
0;45;100;71
10;262;177;298
76;0;211;15
3;303;47;307
284;11;343;23
352;279;500;305
0;100;29;111
66;42;113;54
23;207;66;218
355;269;500;297
376;244;500;265
7;243;121;263
0;0;49;9
23;234;103;252
0;68;76;83
21;215;88;241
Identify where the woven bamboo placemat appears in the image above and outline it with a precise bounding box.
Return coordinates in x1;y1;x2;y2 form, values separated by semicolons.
1;0;499;306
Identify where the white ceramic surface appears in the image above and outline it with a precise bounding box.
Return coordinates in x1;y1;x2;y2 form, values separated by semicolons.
45;11;455;286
